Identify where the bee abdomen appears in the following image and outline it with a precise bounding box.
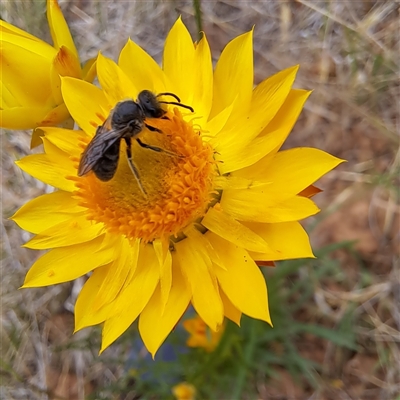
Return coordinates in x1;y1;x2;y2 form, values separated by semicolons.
93;141;120;181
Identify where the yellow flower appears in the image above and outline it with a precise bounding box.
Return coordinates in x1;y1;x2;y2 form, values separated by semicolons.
0;0;95;133
172;382;196;400
12;18;344;357
183;315;225;352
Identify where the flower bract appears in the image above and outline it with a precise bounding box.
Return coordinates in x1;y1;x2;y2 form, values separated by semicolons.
12;17;344;357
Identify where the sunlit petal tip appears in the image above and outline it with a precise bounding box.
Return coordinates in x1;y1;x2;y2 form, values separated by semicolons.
163;17;196;103
96;51;105;62
61;76;108;135
211;27;254;121
99;324;122;354
173;15;185;28
119;38;166;93
97;52;138;104
82;57;97;83
167;16;191;43
47;0;78;58
60;75;77;95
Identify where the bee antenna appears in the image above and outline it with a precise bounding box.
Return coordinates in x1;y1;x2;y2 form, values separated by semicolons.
159;101;194;113
156;92;181;102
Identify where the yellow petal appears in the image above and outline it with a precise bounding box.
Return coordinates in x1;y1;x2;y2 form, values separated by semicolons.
163;17;195;104
250;66;299;131
246;221;315;261
53;46;82;78
0;20;44;42
0;80;18;108
74;264;114;330
47;0;79;59
220;90;311;175
232;89;311;178
192;34;213;124
40;134;73;168
40;127;82;156
221;190;320;223
0;30;55;59
210;29;253;123
220;288;241;326
50;46;82;104
40;103;71;127
208;232;271;323
61;76;109;136
219;117;295;174
213;175;268;191
22;235;112;287
184;226;224;269
82;57;97;83
23;217;104;249
92;237;134;311
0;107;49;130
202;102;234;139
0;40;54;107
30;129;45;149
216;66;299;160
174;231;224;330
74;237;138;331
100;244;160;352
11;191;83;234
261;88;310;137
139;260;191;357
16;144;76;192
201;207;272;253
153;239;172;313
97;53;138;106
125;237;141;284
119;39;167;94
254;148;345;195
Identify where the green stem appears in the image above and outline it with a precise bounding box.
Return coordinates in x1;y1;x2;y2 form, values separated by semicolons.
193;0;203;40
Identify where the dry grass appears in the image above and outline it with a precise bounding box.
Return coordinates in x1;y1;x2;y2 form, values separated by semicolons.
1;1;399;399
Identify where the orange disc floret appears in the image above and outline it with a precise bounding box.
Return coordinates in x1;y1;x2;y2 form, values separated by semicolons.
71;109;216;243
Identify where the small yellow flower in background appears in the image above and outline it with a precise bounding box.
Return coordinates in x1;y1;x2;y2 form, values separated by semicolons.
0;0;95;135
11;17;344;357
172;382;196;400
183;315;225;352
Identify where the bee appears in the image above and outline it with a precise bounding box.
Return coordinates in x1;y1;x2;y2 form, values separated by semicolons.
78;90;194;195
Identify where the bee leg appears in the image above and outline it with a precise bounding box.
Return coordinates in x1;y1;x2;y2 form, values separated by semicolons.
125;138;147;196
144;124;162;133
136;138;183;158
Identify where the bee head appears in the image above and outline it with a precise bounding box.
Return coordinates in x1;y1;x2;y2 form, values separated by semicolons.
138;90;165;118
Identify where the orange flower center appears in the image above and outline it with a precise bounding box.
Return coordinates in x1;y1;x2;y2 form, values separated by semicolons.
73;109;216;243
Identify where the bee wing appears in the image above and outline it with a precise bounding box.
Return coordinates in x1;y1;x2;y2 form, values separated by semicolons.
78;124;128;177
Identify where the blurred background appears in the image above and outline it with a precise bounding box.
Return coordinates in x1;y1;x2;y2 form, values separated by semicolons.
1;1;399;399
